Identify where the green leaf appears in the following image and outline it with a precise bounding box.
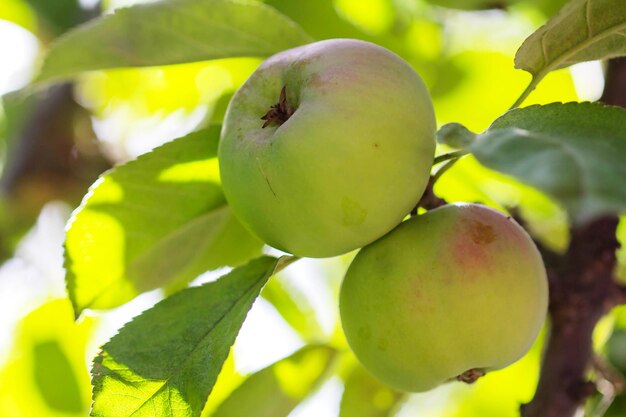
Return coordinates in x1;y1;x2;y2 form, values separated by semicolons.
91;256;285;417
436;123;477;149
515;0;626;79
424;0;520;11
65;126;263;315
339;364;404;417
37;0;313;84
470;102;626;223
24;0;81;35
264;0;363;41
211;345;335;417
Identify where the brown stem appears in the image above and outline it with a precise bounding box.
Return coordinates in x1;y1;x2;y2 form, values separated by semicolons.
413;176;446;214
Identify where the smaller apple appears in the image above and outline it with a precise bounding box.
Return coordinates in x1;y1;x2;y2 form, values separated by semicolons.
218;39;436;258
340;203;548;392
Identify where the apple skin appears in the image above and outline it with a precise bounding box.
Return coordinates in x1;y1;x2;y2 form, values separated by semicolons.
218;39;436;258
340;203;548;392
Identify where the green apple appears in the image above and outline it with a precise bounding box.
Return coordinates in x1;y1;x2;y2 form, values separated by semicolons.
340;203;548;392
218;39;436;258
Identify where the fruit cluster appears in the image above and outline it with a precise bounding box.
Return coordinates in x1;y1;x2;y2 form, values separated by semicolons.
218;39;548;392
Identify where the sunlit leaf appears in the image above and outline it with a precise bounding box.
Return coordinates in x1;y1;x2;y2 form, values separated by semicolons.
37;0;313;83
211;345;335;417
515;0;626;79
470;102;626;223
76;58;260;117
0;299;93;417
65;126;263;315
91;256;288;417
340;363;404;417
0;0;37;32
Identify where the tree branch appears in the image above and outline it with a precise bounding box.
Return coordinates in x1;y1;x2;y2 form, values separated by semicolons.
520;56;626;417
521;216;621;417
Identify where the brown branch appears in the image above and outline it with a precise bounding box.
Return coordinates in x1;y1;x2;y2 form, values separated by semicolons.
520;56;626;417
521;216;622;417
413;176;446;214
601;57;626;107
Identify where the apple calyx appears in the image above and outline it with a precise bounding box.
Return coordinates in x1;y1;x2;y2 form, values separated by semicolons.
261;86;294;128
456;368;486;384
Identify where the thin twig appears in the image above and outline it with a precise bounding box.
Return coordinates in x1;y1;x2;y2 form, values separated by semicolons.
432;158;460;184
433;150;468;165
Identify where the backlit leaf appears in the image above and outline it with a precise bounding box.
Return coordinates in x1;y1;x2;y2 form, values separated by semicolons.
211;345;335;417
515;0;626;78
37;0;312;83
91;256;286;417
65;126;263;315
470;102;626;223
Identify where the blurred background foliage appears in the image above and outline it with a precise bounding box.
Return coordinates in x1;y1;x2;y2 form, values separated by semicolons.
0;0;623;416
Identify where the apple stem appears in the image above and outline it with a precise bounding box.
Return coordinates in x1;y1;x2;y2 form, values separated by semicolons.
261;86;294;128
456;369;486;384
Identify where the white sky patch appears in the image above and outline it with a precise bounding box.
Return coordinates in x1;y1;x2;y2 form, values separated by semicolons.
104;0;160;12
79;0;101;8
0;202;71;363
0;20;39;95
234;297;304;375
91;106;207;162
570;60;605;102
289;376;343;417
264;246;342;338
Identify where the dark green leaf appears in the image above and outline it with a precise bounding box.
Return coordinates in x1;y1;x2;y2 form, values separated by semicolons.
37;0;312;83
424;0;520;11
24;0;81;35
211;345;335;417
91;256;284;417
436;123;477;149
33;340;84;412
65;126;263;315
470;102;626;223
515;0;626;79
340;364;404;417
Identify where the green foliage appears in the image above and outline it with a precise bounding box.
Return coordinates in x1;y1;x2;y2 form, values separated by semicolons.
211;345;335;417
436;122;477;149
340;364;404;417
23;0;81;36
91;256;285;417
65;126;263;314
514;0;626;101
424;0;520;11
37;0;313;83
471;102;626;222
0;300;93;416
2;0;626;416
